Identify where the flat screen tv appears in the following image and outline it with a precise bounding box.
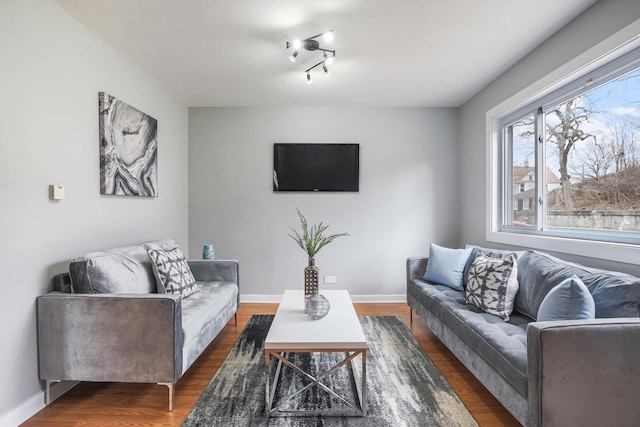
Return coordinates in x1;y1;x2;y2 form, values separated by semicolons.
273;143;359;192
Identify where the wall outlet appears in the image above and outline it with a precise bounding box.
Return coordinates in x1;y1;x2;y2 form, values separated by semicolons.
49;184;65;200
324;275;336;284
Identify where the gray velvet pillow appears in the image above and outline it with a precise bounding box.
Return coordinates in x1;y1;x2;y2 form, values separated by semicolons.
69;244;156;294
147;246;199;298
516;250;640;319
537;275;595;321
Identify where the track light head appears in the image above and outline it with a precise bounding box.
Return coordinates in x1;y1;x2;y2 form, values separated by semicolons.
324;51;335;66
287;30;336;83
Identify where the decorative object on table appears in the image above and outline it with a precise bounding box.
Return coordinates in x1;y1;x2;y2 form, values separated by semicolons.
285;30;336;84
98;92;158;197
182;315;478;427
305;293;331;320
202;244;215;260
289;209;348;311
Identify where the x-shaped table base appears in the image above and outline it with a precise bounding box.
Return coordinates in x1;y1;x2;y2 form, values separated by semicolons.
265;350;367;417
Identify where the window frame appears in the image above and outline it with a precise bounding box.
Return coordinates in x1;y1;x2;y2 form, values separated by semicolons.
486;31;640;265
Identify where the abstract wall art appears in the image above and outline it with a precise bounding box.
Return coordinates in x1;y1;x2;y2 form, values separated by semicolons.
99;92;158;197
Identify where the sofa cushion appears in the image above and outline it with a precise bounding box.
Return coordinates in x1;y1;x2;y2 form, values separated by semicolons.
181;281;238;372
537;275;595;321
423;243;472;291
147;246;199;298
409;278;529;396
69;244;156;294
515;250;640;319
68;238;178;294
466;253;519;320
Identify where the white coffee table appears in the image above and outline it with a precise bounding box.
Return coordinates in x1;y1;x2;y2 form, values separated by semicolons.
264;289;367;417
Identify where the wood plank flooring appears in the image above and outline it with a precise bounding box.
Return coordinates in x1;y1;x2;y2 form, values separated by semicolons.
22;303;520;426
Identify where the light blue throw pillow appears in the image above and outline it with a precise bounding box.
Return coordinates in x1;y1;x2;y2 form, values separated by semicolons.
423;243;472;291
537;275;595;321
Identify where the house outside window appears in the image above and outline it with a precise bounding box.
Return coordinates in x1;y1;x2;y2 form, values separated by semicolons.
498;46;640;246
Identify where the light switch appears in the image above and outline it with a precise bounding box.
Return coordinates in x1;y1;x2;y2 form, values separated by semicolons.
324;275;337;284
49;184;65;200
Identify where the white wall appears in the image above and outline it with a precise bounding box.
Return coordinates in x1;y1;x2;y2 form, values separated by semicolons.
188;107;458;299
0;0;188;422
458;0;640;275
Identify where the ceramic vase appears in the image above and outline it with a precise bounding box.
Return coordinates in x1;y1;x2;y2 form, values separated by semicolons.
203;244;215;260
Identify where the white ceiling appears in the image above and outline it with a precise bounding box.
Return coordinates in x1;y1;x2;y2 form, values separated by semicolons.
54;0;597;107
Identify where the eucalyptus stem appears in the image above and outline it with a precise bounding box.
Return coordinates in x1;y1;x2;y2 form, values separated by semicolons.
288;209;348;259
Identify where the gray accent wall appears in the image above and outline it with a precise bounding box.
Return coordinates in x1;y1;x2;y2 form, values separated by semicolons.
188;107;458;298
458;0;640;276
0;0;188;420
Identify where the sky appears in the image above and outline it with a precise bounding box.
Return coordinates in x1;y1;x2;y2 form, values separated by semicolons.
512;67;640;181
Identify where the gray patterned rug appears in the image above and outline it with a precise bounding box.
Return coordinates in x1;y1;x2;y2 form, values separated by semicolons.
182;315;477;426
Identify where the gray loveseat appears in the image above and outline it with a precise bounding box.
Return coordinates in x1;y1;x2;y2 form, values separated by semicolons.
37;238;239;410
407;246;640;427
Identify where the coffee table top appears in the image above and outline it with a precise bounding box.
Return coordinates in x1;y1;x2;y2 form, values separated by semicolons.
265;290;367;351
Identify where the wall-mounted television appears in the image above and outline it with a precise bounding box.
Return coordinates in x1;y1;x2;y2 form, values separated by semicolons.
273;143;359;192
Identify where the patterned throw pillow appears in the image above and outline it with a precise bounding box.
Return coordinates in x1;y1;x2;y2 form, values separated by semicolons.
465;253;519;320
146;246;199;298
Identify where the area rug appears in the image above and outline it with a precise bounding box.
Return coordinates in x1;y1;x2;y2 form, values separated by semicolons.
182;315;478;426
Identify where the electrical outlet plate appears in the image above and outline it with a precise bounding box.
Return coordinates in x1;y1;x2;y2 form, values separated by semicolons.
324;275;336;284
49;184;65;200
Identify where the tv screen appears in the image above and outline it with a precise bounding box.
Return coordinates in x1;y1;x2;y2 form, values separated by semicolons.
273;143;359;192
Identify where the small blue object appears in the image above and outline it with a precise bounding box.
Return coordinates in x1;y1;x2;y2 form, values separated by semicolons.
423;243;472;291
203;244;215;260
537;275;595;321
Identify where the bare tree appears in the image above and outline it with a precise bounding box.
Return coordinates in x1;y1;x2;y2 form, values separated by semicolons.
570;138;615;182
545;97;595;209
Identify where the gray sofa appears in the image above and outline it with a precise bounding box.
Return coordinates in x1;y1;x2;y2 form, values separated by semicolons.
37;238;239;411
407;247;640;427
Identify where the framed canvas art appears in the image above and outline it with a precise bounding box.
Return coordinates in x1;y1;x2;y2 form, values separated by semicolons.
99;92;158;197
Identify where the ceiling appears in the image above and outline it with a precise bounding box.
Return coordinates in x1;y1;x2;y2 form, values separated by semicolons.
54;0;597;107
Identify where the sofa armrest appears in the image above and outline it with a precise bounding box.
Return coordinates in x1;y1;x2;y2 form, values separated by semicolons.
527;318;640;427
406;257;429;281
406;257;429;305
37;292;183;384
188;259;239;284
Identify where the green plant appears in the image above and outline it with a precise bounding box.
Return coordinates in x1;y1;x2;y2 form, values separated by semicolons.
288;209;349;260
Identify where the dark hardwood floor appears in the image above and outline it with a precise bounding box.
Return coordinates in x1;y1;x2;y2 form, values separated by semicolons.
22;303;520;426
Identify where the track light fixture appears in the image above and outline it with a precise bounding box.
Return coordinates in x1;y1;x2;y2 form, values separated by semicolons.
286;30;336;83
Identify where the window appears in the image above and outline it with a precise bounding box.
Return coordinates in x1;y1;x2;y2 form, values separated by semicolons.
499;47;640;245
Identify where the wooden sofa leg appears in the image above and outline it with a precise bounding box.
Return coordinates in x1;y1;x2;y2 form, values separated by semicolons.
234;312;238;326
158;382;175;411
410;308;413;324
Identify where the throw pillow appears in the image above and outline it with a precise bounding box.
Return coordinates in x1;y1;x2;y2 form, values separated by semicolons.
423;243;473;291
465;253;519;320
537;275;595;321
146;246;199;298
462;246;523;289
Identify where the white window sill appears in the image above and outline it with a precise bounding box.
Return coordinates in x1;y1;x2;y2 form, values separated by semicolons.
486;230;640;265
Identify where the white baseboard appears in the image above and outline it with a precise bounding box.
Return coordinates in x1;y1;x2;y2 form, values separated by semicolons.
0;393;42;427
0;381;78;427
240;294;406;303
